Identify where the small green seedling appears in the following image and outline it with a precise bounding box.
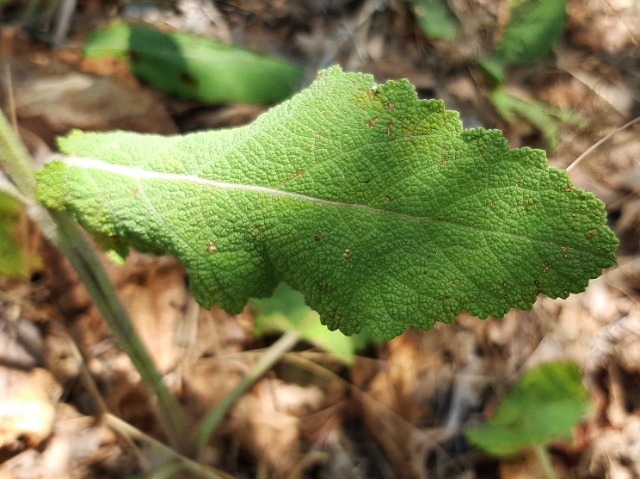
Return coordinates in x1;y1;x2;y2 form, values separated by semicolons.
36;66;617;338
466;361;590;479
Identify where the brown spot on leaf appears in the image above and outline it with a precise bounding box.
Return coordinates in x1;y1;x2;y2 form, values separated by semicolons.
366;117;379;128
543;262;551;272
386;120;393;136
342;248;351;261
180;71;198;89
205;242;218;253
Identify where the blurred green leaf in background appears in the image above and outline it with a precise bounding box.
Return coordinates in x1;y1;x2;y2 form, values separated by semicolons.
479;0;567;84
491;87;586;151
466;360;590;456
83;23;304;104
495;0;567;66
409;0;460;42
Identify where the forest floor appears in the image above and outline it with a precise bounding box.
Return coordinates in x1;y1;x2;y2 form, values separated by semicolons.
1;1;639;478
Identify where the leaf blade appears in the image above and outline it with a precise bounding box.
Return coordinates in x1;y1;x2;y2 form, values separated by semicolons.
36;67;618;337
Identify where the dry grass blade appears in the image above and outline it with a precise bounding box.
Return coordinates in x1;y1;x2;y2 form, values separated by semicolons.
567;116;640;173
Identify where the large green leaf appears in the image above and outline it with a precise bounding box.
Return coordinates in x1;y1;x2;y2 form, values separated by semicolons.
465;361;590;456
36;67;617;338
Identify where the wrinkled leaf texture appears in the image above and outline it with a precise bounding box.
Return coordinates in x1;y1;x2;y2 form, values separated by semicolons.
36;67;618;338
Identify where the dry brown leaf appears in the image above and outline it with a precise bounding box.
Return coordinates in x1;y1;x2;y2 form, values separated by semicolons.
0;368;59;450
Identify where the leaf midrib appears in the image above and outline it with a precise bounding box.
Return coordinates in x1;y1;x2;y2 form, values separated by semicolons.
58;156;596;255
61;156;435;221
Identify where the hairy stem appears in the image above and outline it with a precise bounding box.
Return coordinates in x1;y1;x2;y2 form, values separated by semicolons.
0;107;36;197
49;209;194;454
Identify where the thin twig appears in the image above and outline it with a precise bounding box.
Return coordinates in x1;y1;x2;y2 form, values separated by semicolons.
532;443;559;479
566;116;640;172
107;414;235;479
193;319;312;459
51;0;77;47
3;63;18;131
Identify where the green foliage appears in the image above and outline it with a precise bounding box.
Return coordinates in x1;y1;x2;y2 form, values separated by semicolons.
406;0;570;151
410;0;460;42
252;283;364;364
480;0;567;85
474;0;569;152
466;360;590;456
491;88;586;151
495;0;567;67
83;23;304;104
36;66;617;338
0;193;40;278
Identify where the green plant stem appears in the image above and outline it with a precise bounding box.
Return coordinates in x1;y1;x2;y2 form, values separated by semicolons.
532;444;559;479
193;319;312;459
0;172;30;203
0;109;193;456
0;108;37;198
48;210;193;455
